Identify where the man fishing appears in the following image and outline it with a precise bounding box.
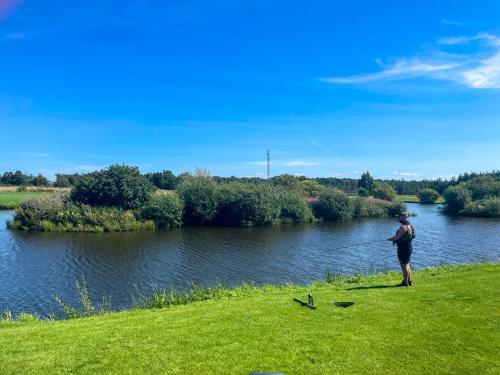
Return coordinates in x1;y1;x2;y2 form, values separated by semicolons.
388;213;416;286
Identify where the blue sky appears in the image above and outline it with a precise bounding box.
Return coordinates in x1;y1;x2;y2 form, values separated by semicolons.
1;0;499;180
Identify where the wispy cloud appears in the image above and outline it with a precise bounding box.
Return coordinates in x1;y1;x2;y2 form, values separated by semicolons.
17;152;51;157
244;161;268;166
392;171;418;177
283;160;320;167
75;165;104;172
306;137;334;154
441;19;464;26
322;59;459;84
321;33;500;89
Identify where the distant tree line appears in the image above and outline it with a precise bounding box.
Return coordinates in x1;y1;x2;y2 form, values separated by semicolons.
0;171;49;186
2;168;499;198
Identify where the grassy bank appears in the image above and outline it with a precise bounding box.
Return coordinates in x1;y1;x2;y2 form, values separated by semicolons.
1;263;498;374
0;191;52;209
396;194;445;204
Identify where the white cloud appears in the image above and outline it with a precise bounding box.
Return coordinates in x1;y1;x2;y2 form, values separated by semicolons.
438;33;500;46
75;165;104;172
461;53;500;89
18;152;51;157
441;19;464;26
244;161;267;166
283;160;320;166
392;171;418;176
322;59;459;84
306;137;334;154
322;33;500;90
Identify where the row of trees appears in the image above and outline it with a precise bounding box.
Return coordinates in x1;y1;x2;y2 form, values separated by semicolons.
442;175;500;217
4;167;499;200
0;171;49;186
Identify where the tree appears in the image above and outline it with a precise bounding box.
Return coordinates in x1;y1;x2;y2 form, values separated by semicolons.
297;180;325;197
358;187;370;197
358;171;374;192
177;173;218;225
271;174;300;190
70;165;154;209
146;170;177;190
313;189;354;222
31;174;49;186
443;185;471;215
372;182;396;201
139;193;184;228
418;188;439;204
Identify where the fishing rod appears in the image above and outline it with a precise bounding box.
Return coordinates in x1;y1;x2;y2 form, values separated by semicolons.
329;239;388;251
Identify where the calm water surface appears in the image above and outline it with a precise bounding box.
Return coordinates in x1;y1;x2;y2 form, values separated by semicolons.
1;203;499;316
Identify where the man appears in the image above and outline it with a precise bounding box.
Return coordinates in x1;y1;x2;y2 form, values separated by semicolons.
388;213;416;286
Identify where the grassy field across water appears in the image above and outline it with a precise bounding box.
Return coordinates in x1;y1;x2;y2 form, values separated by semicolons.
0;263;498;374
396;194;445;204
0;191;52;209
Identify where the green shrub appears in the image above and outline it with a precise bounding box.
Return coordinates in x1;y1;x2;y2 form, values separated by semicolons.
358;187;370;197
13;192;67;228
297;180;325;197
146;170;177;190
386;202;407;217
177;173;219;225
463;176;500;200
139;193;184;228
352;198;388;218
12;195;155;232
418;188;439;204
215;183;281;226
71;164;154;210
313;189;354;222
460;197;500;218
372;182;396;201
278;190;314;223
443;185;472;215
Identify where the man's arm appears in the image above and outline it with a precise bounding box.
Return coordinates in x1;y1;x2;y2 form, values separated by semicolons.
387;225;407;241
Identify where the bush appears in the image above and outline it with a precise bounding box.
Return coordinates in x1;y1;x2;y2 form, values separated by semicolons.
358;187;369;197
460;197;500;218
443;185;472;215
463;176;500;200
386;202;407;217
313;189;353;222
11;193;155;232
71;165;154;210
372;182;396;201
146;170;177;190
418;188;439;204
13;192;67;228
297;180;325;198
178;173;219;225
352;198;388;218
139;193;184;228
278;190;314;223
215;183;281;226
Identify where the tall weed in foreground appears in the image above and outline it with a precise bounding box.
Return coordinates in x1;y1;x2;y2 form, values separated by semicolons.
54;279;111;319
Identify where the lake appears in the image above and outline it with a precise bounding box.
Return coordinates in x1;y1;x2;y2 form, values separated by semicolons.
1;203;499;316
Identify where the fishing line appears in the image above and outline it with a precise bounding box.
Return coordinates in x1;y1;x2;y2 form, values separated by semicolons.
329;239;388;251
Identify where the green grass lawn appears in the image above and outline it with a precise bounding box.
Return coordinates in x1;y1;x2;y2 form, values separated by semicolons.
396;195;445;204
0;191;51;209
1;263;498;374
